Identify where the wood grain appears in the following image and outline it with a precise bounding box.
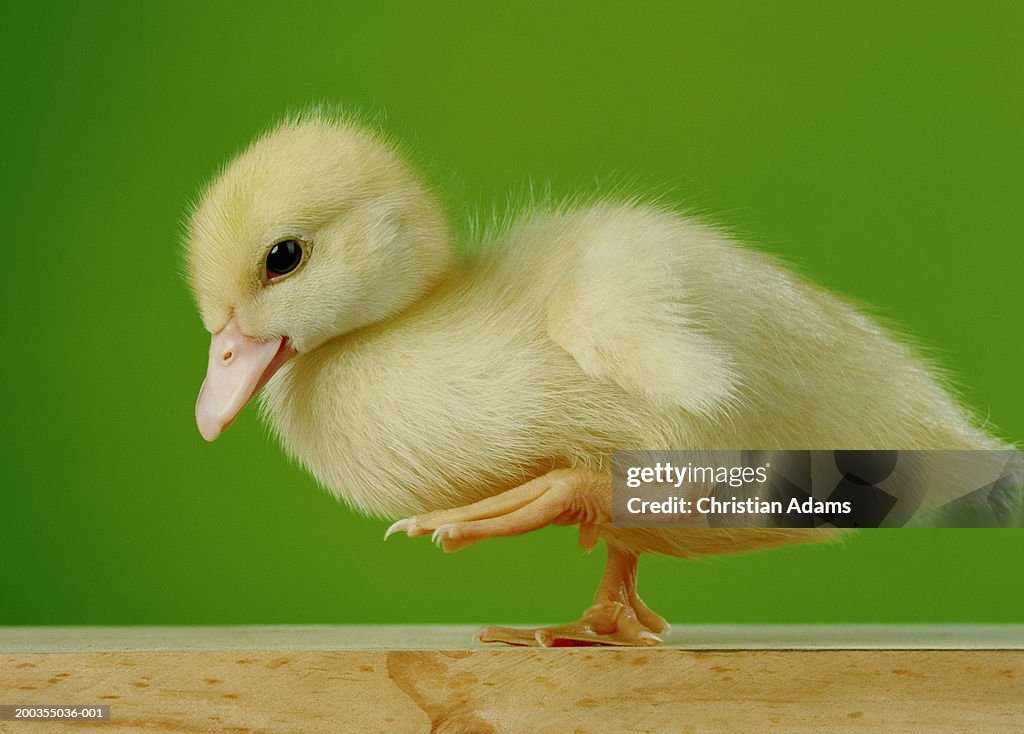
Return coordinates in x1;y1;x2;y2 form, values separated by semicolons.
1;629;1022;732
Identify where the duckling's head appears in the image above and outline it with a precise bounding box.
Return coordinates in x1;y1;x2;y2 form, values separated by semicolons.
186;116;452;441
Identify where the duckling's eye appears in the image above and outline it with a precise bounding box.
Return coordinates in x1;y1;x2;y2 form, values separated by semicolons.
266;239;303;279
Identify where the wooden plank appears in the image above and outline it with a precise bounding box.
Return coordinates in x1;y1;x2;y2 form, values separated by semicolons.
2;628;1022;733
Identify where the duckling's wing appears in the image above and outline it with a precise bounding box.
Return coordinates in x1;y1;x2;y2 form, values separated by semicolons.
544;208;738;418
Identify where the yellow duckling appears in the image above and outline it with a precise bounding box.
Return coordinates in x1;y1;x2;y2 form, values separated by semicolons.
186;113;1004;646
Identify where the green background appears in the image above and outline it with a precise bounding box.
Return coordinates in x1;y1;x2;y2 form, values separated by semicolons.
2;1;1021;626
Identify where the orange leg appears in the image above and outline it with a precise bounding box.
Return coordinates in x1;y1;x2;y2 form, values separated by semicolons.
386;469;669;646
478;545;668;647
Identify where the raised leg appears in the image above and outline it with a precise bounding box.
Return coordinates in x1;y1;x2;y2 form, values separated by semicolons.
385;468;669;646
385;468;611;553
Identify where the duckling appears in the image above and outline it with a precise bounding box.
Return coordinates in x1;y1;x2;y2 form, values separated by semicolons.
187;113;1005;646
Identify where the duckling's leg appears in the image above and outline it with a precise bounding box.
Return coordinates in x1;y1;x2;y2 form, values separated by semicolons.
385;468;611;553
385;468;669;646
477;545;669;647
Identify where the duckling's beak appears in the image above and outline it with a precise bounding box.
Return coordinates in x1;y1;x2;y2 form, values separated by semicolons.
195;316;296;441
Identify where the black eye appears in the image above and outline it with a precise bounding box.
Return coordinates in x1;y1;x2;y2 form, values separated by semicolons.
266;239;303;278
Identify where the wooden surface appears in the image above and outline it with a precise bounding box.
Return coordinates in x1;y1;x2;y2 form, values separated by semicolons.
2;626;1023;733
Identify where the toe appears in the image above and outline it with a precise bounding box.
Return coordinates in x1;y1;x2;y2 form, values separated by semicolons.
475;625;541;646
431;524;477;553
631;595;670;634
384;518;412;540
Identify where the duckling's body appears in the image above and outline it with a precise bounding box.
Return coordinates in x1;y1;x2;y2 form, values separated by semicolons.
267;204;996;520
188;116;1004;646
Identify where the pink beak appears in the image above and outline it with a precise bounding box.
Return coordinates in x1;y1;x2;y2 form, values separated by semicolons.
195;316;296;441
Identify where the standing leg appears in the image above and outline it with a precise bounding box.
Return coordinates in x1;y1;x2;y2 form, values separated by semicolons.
478;544;669;647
